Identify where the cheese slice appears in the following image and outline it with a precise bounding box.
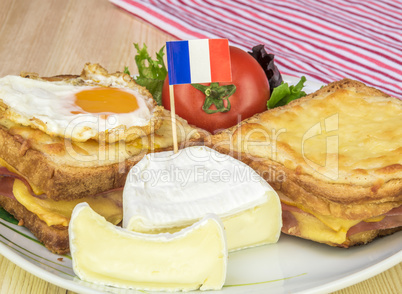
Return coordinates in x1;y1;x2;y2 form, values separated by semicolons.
123;146;282;251
12;178;122;226
69;203;227;291
0;157;122;226
291;210;353;245
280;196;361;233
281;195;387;245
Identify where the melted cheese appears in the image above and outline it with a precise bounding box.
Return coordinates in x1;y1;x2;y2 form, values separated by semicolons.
281;198;361;232
69;203;227;291
291;210;350;245
12;179;122;226
282;199;385;244
234;87;402;184
364;215;386;222
0;157;122;226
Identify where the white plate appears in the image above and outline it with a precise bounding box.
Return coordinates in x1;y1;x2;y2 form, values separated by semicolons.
0;76;401;294
1;218;401;294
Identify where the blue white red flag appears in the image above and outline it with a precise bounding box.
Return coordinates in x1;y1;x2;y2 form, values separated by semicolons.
166;39;232;85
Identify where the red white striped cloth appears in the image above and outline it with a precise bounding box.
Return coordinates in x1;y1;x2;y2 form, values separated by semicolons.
110;0;402;97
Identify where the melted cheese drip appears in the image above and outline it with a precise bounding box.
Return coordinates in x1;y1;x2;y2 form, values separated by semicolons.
12;179;122;226
0;154;122;226
291;210;351;245
281;198;361;232
282;198;386;245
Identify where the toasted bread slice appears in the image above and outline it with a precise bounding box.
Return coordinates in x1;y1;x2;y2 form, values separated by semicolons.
209;79;402;246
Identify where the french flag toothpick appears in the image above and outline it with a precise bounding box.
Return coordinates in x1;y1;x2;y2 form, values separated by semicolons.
166;39;232;85
166;39;232;152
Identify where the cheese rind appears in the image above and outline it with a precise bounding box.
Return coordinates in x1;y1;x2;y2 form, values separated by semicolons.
69;203;227;291
123;146;282;251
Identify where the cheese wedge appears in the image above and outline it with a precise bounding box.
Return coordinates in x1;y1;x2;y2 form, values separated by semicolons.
123;146;282;251
69;203;227;291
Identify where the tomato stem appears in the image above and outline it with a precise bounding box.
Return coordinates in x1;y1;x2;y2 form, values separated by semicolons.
191;83;236;114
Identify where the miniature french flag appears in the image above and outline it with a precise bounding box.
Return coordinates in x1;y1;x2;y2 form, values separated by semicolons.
166;39;232;85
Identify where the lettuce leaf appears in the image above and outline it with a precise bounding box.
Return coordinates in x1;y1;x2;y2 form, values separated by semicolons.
0;207;18;225
267;76;307;109
123;66;130;76
134;43;167;80
127;43;167;105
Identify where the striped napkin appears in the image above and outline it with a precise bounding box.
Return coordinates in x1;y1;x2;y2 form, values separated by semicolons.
110;0;402;97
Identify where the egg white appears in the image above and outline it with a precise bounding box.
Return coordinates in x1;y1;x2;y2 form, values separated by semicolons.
0;71;158;142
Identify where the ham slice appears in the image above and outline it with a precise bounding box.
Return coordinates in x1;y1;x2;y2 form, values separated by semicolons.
0;177;16;199
347;206;402;236
281;210;301;236
281;201;402;237
0;166;47;198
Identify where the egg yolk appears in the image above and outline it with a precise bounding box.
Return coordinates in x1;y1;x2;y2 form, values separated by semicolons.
73;88;139;114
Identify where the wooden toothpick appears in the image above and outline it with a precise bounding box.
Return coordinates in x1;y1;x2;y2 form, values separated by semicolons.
169;84;178;153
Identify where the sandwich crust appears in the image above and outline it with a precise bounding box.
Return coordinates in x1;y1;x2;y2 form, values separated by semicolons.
346;227;402;247
0;194;69;254
209;79;402;222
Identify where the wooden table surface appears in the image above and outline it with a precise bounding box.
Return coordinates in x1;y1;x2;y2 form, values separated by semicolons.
0;0;401;293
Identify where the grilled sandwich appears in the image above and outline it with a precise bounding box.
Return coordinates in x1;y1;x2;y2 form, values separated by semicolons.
209;79;402;247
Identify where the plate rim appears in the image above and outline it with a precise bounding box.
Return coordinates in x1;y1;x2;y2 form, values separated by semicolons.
1;230;401;294
295;247;402;294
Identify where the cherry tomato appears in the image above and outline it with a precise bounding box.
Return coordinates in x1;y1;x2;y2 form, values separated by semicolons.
162;46;270;133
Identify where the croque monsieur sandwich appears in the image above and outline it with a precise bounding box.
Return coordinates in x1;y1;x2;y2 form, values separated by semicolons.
210;79;402;247
0;63;205;254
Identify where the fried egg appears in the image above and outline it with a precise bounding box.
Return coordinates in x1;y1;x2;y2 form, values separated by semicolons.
0;64;162;142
